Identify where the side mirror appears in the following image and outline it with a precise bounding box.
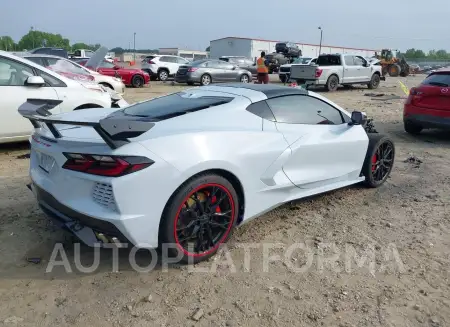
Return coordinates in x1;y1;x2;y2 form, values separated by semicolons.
114;66;120;70
25;76;45;87
349;111;367;126
232;66;237;70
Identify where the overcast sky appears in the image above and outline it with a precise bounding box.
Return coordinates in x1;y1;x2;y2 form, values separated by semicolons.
2;0;449;52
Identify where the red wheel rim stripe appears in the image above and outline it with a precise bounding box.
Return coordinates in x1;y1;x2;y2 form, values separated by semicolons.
173;183;235;258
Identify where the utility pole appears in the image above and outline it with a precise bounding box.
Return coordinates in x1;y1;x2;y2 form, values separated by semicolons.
31;26;35;49
318;27;323;56
133;32;136;61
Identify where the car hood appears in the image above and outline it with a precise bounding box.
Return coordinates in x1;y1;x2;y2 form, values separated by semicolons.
85;46;109;71
367;58;380;65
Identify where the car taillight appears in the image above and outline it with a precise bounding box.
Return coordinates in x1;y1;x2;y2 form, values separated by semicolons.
62;153;154;177
315;69;323;78
406;87;423;105
188;67;198;72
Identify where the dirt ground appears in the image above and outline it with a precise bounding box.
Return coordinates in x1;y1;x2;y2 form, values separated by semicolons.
0;76;449;327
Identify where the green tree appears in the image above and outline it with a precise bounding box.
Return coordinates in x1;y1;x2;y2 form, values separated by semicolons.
435;49;448;59
17;30;70;50
404;48;426;59
0;36;15;51
71;42;101;51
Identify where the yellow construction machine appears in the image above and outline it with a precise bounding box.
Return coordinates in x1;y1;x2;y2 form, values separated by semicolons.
375;49;410;77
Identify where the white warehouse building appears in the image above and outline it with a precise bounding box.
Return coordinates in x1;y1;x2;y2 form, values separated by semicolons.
210;37;377;60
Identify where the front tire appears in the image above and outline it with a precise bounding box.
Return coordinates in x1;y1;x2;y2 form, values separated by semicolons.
367;74;381;89
240;74;250;83
158;69;169;81
326;75;339;92
159;174;239;264
131;75;144;88
361;134;395;188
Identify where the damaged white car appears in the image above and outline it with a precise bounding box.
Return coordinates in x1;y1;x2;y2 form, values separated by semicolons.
0;50;128;144
23;47;126;95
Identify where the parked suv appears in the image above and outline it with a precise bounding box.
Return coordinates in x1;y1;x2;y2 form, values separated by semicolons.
141;55;190;81
28;47;68;58
219;56;257;76
275;42;301;57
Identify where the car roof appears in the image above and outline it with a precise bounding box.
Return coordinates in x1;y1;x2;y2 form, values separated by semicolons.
23;53;67;59
213;83;308;99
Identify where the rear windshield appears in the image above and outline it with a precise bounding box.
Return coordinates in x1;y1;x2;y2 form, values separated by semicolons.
422;72;450;87
143;55;155;61
317;55;341;66
122;92;234;120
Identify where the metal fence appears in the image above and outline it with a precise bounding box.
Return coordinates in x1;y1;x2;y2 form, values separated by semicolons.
406;58;450;67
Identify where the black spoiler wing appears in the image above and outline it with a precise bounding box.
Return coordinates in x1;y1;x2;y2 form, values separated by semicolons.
18;99;155;149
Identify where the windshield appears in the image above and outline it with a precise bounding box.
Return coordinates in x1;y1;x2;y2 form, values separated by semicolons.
293;57;312;64
46;58;89;75
317;55;341;66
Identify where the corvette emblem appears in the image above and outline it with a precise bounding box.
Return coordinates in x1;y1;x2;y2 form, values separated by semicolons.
442;88;448;93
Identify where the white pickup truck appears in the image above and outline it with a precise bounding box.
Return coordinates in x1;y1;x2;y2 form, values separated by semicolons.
290;53;384;91
69;49;114;63
278;57;317;83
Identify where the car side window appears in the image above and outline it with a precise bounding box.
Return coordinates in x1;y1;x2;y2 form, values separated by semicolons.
218;61;234;70
99;61;115;68
0;56;35;86
35;69;66;87
344;55;355;66
25;57;46;67
266;95;345;125
177;57;188;64
205;60;220;68
354;56;365;66
162;57;176;63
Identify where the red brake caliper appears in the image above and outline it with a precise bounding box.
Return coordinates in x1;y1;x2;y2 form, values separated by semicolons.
211;195;221;213
371;153;378;172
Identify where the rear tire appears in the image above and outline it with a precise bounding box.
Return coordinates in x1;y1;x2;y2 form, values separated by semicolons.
361;134;395;188
404;120;423;135
159;174;239;264
200;74;211;86
279;75;287;83
326;75;339;92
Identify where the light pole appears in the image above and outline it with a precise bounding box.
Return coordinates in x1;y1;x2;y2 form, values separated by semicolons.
318;27;323;56
31;26;35;49
133;32;136;61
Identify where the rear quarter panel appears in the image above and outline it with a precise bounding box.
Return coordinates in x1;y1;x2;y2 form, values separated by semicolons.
136;97;292;220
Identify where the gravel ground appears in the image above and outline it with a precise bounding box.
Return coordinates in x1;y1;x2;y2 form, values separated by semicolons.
0;75;449;327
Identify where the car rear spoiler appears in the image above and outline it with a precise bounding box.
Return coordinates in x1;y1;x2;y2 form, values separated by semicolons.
18;99;155;149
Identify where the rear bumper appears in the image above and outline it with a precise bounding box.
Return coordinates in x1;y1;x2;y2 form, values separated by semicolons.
404;114;450;129
175;74;200;83
29;182;130;247
404;104;450;129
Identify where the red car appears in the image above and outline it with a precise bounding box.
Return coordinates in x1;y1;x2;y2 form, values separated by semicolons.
78;59;150;88
404;69;450;134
